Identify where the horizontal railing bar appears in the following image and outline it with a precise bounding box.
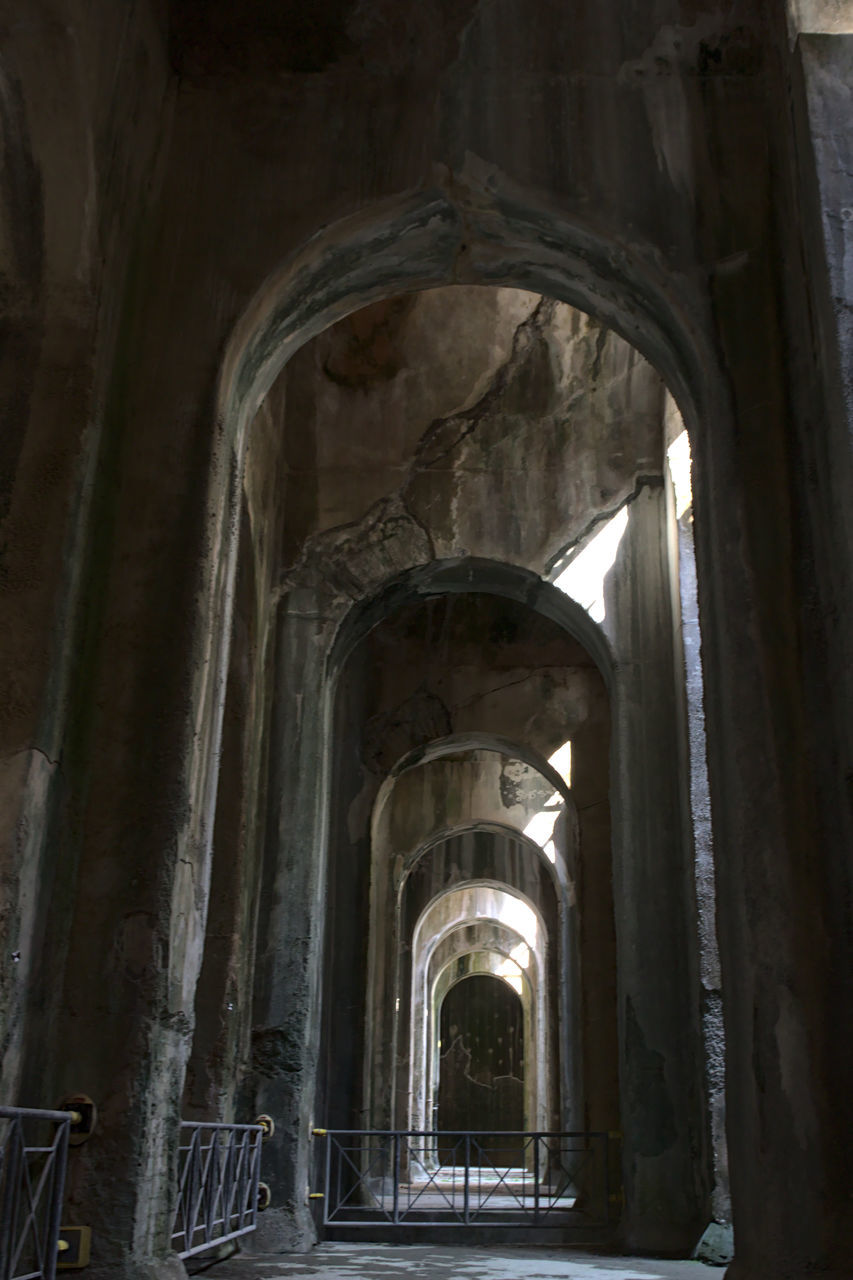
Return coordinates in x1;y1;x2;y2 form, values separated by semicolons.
319;1129;611;1232
178;1121;263;1133
325;1219;591;1226
0;1107;72;1125
173;1224;257;1258
320;1129;608;1138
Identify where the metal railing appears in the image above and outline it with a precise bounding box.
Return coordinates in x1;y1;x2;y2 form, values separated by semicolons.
172;1121;264;1260
0;1106;72;1280
313;1129;612;1228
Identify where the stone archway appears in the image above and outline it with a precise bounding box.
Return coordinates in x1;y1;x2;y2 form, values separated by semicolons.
437;971;526;1164
200;197;725;1252
409;882;548;1144
364;739;578;1140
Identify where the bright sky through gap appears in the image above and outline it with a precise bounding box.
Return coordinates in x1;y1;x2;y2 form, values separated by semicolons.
667;428;693;518
553;506;629;622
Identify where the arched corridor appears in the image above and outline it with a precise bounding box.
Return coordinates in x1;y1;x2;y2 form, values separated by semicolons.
221;286;714;1252
2;6;852;1278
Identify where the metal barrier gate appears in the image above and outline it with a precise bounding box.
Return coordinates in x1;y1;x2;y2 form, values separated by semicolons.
313;1130;613;1229
172;1121;264;1260
0;1106;72;1280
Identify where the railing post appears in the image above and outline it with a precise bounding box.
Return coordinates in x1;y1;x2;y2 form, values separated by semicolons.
0;1107;76;1280
324;1132;332;1226
250;1130;262;1230
533;1132;541;1225
188;1128;201;1252
463;1133;470;1225
1;1116;23;1280
392;1133;400;1224
45;1119;71;1280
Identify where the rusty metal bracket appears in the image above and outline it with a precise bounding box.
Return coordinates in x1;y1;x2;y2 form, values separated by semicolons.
256;1114;275;1141
57;1096;97;1147
57;1226;91;1269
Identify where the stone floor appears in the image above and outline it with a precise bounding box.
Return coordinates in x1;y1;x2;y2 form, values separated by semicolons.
188;1243;722;1280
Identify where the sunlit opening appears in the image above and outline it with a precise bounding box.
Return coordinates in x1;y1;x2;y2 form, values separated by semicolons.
552;505;629;623
416;884;540;954
495;955;524;994
510;941;531;970
667;428;693;519
523;808;559;861
548;740;572;787
499;894;539;949
522;740;571;864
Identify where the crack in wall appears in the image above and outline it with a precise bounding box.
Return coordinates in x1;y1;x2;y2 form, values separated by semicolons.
3;745;62;770
546;471;664;577
409;296;554;472
277;294;660;614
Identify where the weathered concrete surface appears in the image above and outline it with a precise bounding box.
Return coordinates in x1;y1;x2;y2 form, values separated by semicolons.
184;379;288;1121
187;1243;722;1280
606;485;708;1253
1;2;851;1277
787;1;853;38
323;595;616;1149
281;290;663;576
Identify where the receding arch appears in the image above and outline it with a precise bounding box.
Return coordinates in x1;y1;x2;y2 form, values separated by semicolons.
198;195;714;847
222;204;718;1249
217;188;715;465
413;880;545;962
435;966;529;1157
389;732;574;809
328;558;616;690
409;881;550;1138
400;820;569;894
372;740;578;889
364;725;586;1139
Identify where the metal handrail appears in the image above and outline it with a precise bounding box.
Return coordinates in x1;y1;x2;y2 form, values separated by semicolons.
0;1107;72;1280
172;1121;264;1260
313;1129;612;1229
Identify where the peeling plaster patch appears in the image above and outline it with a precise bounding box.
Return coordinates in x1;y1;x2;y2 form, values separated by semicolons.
498;756;528;808
620;27;696;198
321;295;417;390
775;986;819;1150
362;688;452;775
619;18;762;198
646;73;692;198
252;1025;304;1077
282;494;433;603
411;297;552;471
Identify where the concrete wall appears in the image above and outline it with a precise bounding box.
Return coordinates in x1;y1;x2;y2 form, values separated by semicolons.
1;2;851;1276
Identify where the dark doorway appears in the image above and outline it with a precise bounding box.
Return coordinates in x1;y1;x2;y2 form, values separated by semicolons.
437;974;524;1167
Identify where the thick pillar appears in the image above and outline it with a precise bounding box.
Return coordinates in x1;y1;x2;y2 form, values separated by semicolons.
250;589;335;1250
0;11;218;1275
608;481;710;1254
787;29;853;1271
184;522;271;1122
706;20;853;1278
38;397;240;1280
